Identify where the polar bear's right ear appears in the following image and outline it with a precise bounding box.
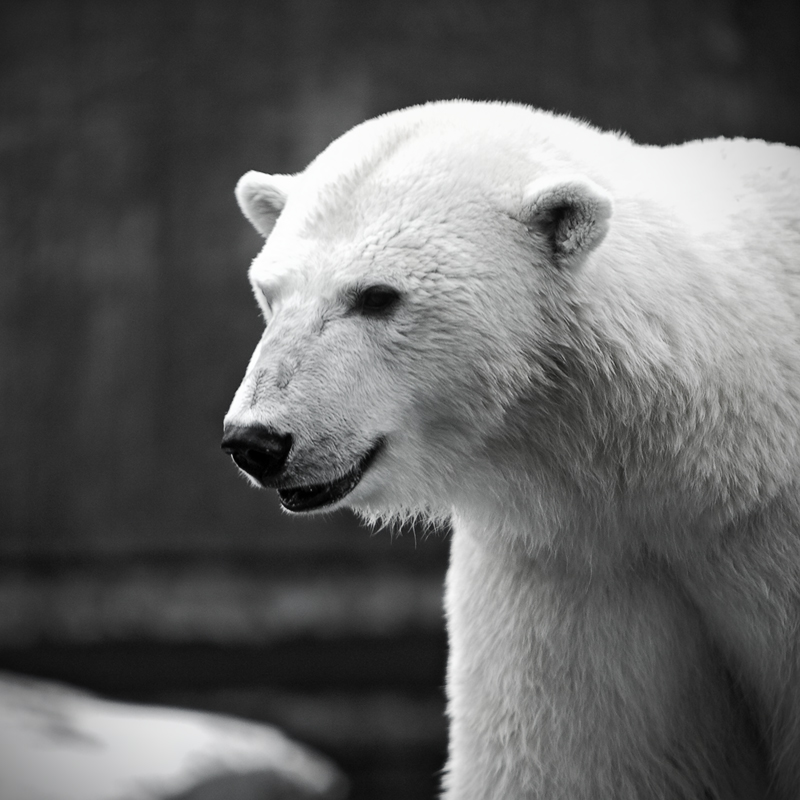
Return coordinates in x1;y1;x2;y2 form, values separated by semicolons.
518;175;612;268
235;171;296;238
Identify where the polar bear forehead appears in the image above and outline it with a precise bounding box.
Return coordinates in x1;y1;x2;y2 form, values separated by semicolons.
248;197;469;302
280;102;620;240
248;101;623;294
298;103;535;211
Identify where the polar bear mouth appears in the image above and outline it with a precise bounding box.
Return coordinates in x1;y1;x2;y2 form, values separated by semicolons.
277;440;383;513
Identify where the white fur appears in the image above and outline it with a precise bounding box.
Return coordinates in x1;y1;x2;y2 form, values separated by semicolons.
226;101;800;799
235;171;296;237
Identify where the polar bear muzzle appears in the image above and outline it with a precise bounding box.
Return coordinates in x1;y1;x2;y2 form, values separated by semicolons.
276;440;383;513
221;423;383;512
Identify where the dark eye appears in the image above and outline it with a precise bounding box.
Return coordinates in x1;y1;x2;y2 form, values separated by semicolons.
354;285;401;315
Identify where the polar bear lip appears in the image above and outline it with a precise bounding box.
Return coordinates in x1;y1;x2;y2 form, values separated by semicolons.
277;440;383;513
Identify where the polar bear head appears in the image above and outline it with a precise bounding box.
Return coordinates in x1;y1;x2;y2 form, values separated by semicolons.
222;101;614;522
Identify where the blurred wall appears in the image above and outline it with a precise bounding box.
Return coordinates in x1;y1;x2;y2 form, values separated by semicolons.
1;1;799;798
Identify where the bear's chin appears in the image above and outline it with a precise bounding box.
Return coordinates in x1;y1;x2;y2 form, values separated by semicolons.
277;440;383;513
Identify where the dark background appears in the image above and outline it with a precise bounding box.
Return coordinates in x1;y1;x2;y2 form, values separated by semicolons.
1;1;799;798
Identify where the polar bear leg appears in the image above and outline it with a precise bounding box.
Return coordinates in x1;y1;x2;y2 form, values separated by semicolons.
443;530;769;800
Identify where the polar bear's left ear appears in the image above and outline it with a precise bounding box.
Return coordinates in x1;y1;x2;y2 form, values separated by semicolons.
235;171;296;238
519;175;612;267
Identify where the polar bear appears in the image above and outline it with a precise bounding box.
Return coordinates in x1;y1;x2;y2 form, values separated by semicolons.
221;101;800;799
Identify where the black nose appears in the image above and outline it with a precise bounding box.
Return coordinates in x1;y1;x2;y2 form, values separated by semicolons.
221;424;293;484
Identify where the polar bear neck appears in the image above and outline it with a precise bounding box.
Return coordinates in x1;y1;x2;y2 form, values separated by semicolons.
445;224;800;570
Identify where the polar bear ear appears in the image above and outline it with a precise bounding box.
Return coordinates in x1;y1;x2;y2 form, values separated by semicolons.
519;175;612;267
235;171;296;238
